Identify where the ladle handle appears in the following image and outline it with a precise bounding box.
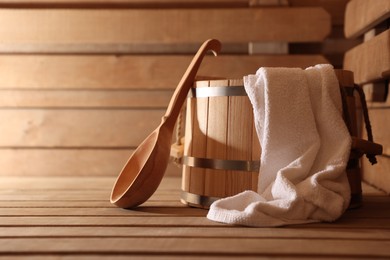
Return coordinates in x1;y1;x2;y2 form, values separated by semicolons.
162;39;222;129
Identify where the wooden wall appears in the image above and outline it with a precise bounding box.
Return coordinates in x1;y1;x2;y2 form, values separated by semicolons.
0;0;351;176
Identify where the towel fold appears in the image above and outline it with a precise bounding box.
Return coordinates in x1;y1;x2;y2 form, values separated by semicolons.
207;64;352;227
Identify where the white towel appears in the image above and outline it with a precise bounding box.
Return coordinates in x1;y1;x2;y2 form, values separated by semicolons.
207;64;352;227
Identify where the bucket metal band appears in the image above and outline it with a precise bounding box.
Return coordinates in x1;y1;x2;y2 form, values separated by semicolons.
181;191;219;208
182;156;260;172
189;85;247;98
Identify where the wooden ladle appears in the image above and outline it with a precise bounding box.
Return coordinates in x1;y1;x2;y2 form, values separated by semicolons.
110;39;222;208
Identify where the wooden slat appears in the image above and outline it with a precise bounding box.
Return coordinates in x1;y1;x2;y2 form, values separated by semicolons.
0;8;330;48
0;237;389;257
0;55;328;89
226;79;254;195
363;108;390;156
0;176;115;189
363;82;389;103
0;216;219;227
204;80;228;197
0;149;181;176
1;201;389;218
0;200;183;207
0;90;171;108
362;156;390;195
1;226;390;240
0;109;163;147
0;0;249;8
0;42;250;55
0;207;206;216
187;81;208;196
344;0;390;39
1;214;390;228
0;190;179;201
344;30;390;85
289;0;349;25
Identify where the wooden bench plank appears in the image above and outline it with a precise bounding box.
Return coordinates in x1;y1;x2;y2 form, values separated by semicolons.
1;215;390;228
0;176;178;189
0;109;164;147
0;0;249;8
344;0;390;39
289;0;349;26
0;237;389;257
0;8;330;47
344;30;390;84
363;108;390;156
0;149;181;176
0;55;328;89
0;90;172;108
362;156;390;194
1;226;390;240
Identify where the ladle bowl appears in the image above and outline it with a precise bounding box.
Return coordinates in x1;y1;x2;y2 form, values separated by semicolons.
110;39;222;208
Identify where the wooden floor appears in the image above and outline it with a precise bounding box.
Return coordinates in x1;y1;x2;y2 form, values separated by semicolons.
0;175;390;259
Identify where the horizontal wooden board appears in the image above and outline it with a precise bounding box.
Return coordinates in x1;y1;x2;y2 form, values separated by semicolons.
0;42;251;54
1;214;390;228
0;175;178;189
344;0;390;38
0;0;249;8
0;89;172;108
1;226;390;240
0;109;165;147
363;108;390;156
0;148;181;176
362;155;390;194
0;0;346;25
0;207;206;217
0;55;328;89
363;82;390;104
0;8;330;47
0;237;390;257
289;0;349;25
344;30;390;85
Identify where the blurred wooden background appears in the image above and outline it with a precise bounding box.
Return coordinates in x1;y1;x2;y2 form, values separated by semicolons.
0;0;358;176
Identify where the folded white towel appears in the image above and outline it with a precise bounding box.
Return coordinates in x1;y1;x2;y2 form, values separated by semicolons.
207;64;352;227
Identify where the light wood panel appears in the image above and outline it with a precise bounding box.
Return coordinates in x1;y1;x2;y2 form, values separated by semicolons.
0;89;171;108
0;109;163;147
289;0;349;25
362;156;390;194
0;148;180;176
0;0;249;8
186;81;208;196
0;55;328;89
344;30;390;85
363;109;390;156
0;8;330;47
344;0;390;39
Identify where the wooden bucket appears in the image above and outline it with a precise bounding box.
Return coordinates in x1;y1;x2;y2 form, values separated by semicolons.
181;78;260;208
180;70;381;209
